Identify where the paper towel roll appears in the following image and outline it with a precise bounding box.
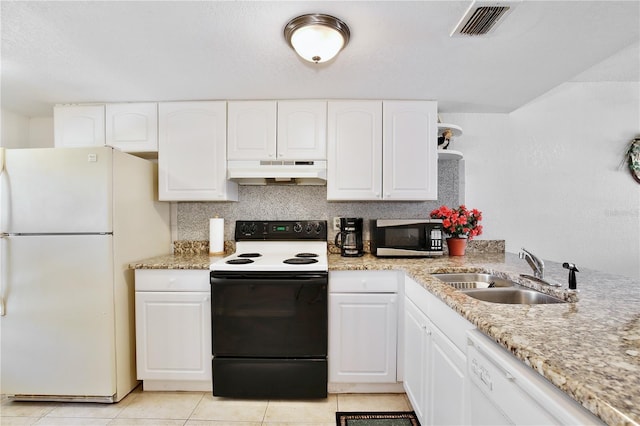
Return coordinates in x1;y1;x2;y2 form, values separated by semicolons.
209;218;224;255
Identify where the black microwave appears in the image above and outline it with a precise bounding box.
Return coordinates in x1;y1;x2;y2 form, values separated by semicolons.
370;219;444;257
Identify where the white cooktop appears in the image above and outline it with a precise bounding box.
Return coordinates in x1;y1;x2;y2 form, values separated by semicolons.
210;241;328;272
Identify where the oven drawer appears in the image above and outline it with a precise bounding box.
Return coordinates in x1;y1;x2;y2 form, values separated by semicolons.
329;270;400;293
213;358;327;398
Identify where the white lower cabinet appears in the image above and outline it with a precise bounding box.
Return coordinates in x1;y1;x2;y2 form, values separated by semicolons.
404;275;474;426
134;269;212;391
328;271;403;391
403;296;429;421
329;292;398;383
405;274;603;426
428;321;467;425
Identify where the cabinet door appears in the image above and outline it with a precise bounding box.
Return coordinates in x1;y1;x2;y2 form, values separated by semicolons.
54;105;105;147
106;103;158;153
383;101;438;200
135;291;211;381
404;297;430;424
327;101;382;200
277;101;327;160
227;101;277;160
158;101;237;201
428;324;468;425
329;293;397;383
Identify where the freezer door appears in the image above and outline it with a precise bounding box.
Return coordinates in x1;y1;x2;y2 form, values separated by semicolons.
0;234;117;397
1;147;112;234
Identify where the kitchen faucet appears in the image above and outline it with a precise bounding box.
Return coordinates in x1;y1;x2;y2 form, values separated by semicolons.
519;248;544;279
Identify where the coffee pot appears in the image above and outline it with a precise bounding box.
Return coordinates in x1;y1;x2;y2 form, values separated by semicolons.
335;217;364;257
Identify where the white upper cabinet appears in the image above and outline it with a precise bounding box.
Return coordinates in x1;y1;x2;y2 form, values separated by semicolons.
327;100;437;201
105;103;158;153
158;101;238;201
327;101;383;200
383;101;438;200
228;100;327;161
227;101;277;160
277;101;327;160
54;105;105;148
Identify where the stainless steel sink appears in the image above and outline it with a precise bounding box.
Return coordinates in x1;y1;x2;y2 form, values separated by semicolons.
432;273;567;304
431;273;517;289
461;288;566;304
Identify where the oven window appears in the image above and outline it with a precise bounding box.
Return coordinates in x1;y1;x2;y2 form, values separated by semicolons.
212;277;327;358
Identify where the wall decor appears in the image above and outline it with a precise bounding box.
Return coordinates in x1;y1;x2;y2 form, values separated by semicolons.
624;137;640;184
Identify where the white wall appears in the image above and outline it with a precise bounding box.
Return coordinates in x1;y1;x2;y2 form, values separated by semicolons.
0;109;54;148
28;117;54;148
444;81;640;279
1;109;30;148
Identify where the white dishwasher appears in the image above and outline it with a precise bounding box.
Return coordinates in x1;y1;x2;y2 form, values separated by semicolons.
466;330;603;425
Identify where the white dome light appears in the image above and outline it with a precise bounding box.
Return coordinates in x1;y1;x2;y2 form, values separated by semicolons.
284;14;350;64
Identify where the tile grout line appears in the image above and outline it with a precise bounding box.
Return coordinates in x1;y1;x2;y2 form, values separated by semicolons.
184;391;206;423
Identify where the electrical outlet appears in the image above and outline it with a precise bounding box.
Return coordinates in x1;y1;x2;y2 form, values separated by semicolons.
333;217;341;231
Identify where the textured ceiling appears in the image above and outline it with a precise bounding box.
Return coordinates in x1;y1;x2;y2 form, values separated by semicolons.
2;1;639;117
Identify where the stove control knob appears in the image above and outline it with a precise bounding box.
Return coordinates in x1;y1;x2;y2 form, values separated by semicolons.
315;222;324;233
250;223;257;234
305;223;313;234
293;222;303;233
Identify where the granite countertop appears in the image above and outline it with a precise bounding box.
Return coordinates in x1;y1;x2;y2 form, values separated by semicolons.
130;251;640;426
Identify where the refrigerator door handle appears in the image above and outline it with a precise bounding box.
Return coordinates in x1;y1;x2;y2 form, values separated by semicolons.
0;147;4;174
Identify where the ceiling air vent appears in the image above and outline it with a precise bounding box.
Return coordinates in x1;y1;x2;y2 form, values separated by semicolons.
451;1;519;36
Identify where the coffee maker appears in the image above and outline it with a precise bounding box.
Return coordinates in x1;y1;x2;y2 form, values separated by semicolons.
335;217;364;257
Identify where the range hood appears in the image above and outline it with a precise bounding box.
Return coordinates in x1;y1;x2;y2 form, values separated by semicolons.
227;160;327;185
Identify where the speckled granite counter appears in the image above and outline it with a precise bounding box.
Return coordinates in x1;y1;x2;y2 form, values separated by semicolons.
130;251;640;426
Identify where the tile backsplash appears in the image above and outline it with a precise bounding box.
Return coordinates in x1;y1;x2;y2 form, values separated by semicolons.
178;159;464;241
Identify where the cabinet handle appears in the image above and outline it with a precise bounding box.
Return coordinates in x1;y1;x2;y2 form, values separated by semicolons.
204;296;210;302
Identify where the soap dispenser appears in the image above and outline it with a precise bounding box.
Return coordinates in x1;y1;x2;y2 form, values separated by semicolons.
562;262;579;290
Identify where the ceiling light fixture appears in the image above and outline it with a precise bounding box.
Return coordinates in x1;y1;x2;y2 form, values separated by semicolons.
284;14;350;64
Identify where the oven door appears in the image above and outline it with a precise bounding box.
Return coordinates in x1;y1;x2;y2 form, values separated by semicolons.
210;271;328;398
210;271;328;357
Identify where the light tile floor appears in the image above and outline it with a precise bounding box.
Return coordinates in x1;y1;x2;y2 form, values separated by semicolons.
0;389;412;426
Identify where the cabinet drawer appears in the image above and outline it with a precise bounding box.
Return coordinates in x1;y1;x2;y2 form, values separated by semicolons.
329;270;400;293
135;269;209;292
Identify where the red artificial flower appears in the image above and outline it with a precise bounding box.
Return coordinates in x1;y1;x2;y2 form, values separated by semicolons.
429;204;483;240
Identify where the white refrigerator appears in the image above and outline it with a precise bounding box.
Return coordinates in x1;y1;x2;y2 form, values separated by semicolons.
0;147;171;402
